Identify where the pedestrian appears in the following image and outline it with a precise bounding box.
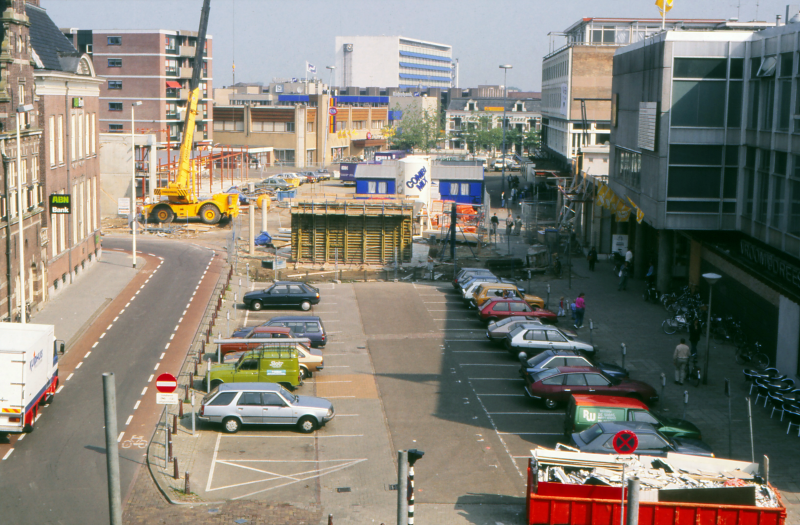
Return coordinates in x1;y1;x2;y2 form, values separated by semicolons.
625;248;633;275
569;298;577;321
557;296;566;317
618;261;629;291
574;292;586;329
514;215;523;236
587;246;597;272
510;187;516;206
490;213;499;236
673;338;691;385
689;319;702;358
501;191;505;209
505;213;513;236
646;262;655;286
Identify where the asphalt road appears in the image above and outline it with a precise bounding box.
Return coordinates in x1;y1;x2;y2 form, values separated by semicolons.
0;238;216;525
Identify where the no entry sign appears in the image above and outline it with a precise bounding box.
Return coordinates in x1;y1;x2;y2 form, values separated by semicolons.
612;430;638;455
155;373;177;393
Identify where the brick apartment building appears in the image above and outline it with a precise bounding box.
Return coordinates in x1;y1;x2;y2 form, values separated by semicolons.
62;28;212;145
29;2;103;298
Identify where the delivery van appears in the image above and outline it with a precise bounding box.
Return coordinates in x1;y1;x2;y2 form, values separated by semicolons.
205;343;302;390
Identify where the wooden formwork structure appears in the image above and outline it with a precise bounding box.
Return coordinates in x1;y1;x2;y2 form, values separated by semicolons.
291;201;413;265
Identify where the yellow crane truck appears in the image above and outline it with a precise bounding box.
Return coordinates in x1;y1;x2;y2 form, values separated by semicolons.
142;0;239;225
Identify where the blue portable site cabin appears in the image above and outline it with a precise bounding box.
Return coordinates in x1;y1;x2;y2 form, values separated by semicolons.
433;165;485;205
354;163;398;198
374;150;409;161
339;162;358;184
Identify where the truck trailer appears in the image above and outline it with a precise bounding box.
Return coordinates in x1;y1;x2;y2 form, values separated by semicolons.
0;324;63;433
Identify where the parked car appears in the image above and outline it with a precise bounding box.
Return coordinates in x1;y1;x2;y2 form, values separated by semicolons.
486;318;543;343
460;276;524;300
315;168;331;181
199;382;335;434
505;325;595;357
519;350;626;384
223;340;324;379
479;298;557;324
472;283;544;309
265;316;327;348
564;394;701;439
569;421;713;457
300;171;318;183
454;268;495;289
276;173;303;187
257;177;293;192
217;326;293;358
243;281;320;311
524;366;659;409
204;346;303;390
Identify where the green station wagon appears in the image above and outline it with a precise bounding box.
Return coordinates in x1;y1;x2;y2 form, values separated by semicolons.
204;345;302;390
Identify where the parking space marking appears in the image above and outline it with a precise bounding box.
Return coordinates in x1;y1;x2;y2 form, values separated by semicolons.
2;449;14;460
488;412;561;415
452;350;502;353
476;393;527;396
84;351;91;358
56;386;64;394
468;378;524;381
125;415;133;426
148;375;153;383
66;373;74;381
227;434;364;438
497;432;562;435
459;364;518;367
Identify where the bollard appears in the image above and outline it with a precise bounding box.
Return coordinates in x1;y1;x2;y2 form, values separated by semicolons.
763;455;770;485
173;457;179;480
193;358;199;376
682;390;689;419
191;393;196;436
167;433;173;463
189;372;194;390
172;414;178;435
626;477;640;525
185;471;191;494
206;358;211;393
179;398;184;418
621;343;627;369
589;319;594;346
184;384;189;402
660;373;666;403
328;514;333;525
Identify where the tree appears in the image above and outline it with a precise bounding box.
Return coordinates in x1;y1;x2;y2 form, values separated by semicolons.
386;104;444;153
522;128;542;154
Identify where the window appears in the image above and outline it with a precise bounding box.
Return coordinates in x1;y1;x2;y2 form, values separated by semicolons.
288;285;304;294
509;302;529;312
305;322;320;333
449;182;459;195
541;375;564;386
673;58;727;79
744;169;755;217
757;172;770;223
286;122;295;132
585;374;610;386
108;102;122;112
262;393;285;406
637;434;670;452
772;176;785;228
775;152;787;175
546;331;567;342
763;79;775;130
728;81;743;127
91;114;96;154
107;58;122;68
109;124;124;133
352;121;365;130
70;115;76;161
306;122;314;133
672;81;725;127
107;36;122;46
165;35;176;52
48;116;55;167
492;302;509;312
730;58;744;79
670;145;722;165
667;167;721;198
165;58;178;75
367;181;377;194
371;120;384;129
591;26;615;44
77;115;83;159
613;148;642;188
779;79;791;130
108;80;122;90
524;330;547;341
460;183;470;195
748;80;760;128
789;181;800;236
564;373;587;386
208;392;237;406
378;181;387;193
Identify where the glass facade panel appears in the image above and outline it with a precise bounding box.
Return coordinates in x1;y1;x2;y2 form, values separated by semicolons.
748;81;760;128
790;181;800;236
667;167;721;198
775;152;787;175
772;176;785;227
763;79;775;130
672;81;726;127
669;145;722;165
666;201;720;213
779;80;791;130
613;148;641;188
730;58;744;79
674;58;727;79
723;167;738;198
757;172;770;223
744;169;755;217
728;81;743;127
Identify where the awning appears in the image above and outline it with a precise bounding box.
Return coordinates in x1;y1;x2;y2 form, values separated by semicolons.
166;81;181;88
351;139;387;147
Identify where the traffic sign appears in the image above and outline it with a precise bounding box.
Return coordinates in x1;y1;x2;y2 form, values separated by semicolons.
612;430;638;454
366;132;372;140
329;107;338;116
156;392;179;405
155;373;177;393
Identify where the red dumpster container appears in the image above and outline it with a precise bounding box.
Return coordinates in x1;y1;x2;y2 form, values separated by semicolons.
527;459;786;525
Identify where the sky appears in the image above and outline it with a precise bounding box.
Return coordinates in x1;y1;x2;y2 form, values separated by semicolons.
42;0;795;90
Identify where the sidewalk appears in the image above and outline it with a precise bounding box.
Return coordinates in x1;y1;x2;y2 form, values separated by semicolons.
32;248;142;349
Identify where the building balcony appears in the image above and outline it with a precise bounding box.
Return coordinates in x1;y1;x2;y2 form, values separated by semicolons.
179;45;195;57
166;112;179;120
179;67;193;79
165;68;178;77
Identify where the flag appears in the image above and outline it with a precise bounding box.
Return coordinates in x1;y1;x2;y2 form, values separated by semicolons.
626;196;646;223
306;62;316;74
655;0;673;13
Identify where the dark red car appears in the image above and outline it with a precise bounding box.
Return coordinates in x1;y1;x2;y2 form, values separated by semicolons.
218;326;292;358
524;366;659;409
478;298;557;323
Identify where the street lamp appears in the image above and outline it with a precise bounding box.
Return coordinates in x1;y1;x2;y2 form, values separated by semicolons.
499;65;512;199
702;272;721;384
131;101;142;268
324;66;335;169
15;103;33;324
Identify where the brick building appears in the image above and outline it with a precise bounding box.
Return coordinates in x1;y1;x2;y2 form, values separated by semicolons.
29;2;103;298
62;28;212;145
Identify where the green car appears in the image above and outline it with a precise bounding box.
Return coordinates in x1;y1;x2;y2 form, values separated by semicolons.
204;346;302;390
564;394;702;440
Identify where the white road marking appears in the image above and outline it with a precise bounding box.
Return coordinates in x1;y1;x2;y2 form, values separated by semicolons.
134;401;141;410
3;449;14;460
120;309;125;314
325;396;355;398
16;434;24;442
56;386;64;394
468;378;524;381
75;362;83;369
141;387;148;395
178;317;183;323
169;334;175;340
92;342;98;348
323;365;350;368
113;317;119;322
67;373;74;381
165;343;170;350
488;412;562;415
182;310;187;316
135;290;140;295
186;303;191;309
205;433;222;492
160;353;165;359
107;324;113;330
100;333;106;339
125;302;130;308
125;415;133;426
118;432;125;443
154;363;160;370
148;253;156;256
476;393;526;396
459;364;518;366
174;325;180;332
497;432;562;435
148;375;154;382
84;351;91;358
140;285;145;290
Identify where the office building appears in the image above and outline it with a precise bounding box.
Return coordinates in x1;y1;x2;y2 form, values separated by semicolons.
61;28;213;145
334;36;453;89
607;9;800;376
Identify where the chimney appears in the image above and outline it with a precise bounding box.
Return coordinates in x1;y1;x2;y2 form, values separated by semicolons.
777;14;783;26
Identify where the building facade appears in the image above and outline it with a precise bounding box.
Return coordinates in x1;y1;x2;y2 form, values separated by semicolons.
444;97;541;154
542;18;729;176
334;36;453;90
30;3;103;298
608;13;800;377
61;28;213;145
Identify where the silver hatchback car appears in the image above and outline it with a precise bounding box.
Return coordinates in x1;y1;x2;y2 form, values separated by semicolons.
199;382;335;434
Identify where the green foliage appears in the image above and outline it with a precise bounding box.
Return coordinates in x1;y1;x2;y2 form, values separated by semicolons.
388;105;444;153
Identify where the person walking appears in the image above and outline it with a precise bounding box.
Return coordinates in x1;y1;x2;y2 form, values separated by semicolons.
587;246;597;272
490;213;499;236
646;262;655;286
689;319;702;358
673;338;691;385
574;293;586;329
510;187;517;207
625;248;633;276
501;191;506;209
618;261;630;291
505;213;513;237
514;215;523;236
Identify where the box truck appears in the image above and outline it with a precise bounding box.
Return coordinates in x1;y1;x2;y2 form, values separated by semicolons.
0;324;63;433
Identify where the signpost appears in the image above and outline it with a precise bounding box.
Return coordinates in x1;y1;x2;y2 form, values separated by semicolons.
329;107;338;116
156;373;179;405
612;430;638;525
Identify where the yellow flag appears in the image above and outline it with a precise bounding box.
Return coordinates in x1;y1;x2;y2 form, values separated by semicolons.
655;0;673;13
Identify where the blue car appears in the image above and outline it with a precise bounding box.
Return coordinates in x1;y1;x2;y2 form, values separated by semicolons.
265;316;327;348
518;349;628;381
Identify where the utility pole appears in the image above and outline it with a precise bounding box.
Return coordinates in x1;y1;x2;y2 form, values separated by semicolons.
102;373;123;525
499;64;512;195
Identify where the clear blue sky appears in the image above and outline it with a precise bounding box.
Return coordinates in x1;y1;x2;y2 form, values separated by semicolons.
42;0;793;90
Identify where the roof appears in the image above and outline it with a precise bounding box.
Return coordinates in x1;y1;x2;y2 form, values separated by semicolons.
432;165;484;181
354;163;398;180
249;326;292;334
447;98;541;113
571;394;648;410
594;421;660;433
563;17;726;34
27;4;81;72
218;382;281;392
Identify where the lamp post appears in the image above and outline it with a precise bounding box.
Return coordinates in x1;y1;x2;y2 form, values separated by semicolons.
15;103;33;324
499;65;512;198
130;101;142;268
324;66;335;169
702;272;721;385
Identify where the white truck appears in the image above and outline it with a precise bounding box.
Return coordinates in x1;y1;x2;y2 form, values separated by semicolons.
0;324;63;433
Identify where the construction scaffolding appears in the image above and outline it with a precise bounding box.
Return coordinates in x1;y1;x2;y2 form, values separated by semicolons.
291;201;413;265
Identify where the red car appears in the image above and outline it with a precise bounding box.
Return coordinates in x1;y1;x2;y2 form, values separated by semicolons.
218;326;292;358
478;298;557;323
524;366;659;409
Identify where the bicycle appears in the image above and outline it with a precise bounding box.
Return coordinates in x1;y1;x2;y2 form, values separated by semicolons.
686;356;702;387
735;341;769;369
